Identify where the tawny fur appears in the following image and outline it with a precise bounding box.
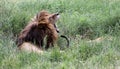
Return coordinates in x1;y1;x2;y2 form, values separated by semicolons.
16;10;60;50
19;42;43;54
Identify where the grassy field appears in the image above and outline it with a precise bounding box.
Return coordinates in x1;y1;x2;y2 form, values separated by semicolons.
0;0;120;69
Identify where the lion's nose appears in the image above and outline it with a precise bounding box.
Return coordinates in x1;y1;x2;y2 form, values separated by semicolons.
56;29;60;33
56;13;59;15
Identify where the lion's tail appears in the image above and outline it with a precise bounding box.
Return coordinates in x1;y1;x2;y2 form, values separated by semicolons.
60;35;70;47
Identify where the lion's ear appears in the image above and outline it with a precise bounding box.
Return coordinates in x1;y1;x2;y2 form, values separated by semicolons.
36;12;44;21
36;13;40;20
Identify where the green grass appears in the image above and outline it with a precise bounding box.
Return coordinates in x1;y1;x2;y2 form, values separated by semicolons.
0;0;120;69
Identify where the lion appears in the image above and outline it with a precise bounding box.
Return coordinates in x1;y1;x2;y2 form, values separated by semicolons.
16;10;60;52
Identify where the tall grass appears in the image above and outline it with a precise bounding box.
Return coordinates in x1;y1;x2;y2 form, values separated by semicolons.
0;0;120;69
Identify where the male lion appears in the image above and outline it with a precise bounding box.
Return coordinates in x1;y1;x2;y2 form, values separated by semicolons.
16;10;60;51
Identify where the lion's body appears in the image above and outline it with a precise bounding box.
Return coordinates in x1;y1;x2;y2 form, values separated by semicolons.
19;42;43;53
16;10;60;50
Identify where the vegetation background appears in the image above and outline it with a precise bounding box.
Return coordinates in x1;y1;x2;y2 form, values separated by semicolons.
0;0;120;69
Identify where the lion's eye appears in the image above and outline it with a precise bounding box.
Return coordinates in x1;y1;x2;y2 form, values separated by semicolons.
45;15;48;16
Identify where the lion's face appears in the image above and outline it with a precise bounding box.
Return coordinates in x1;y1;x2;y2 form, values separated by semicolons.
36;10;60;32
